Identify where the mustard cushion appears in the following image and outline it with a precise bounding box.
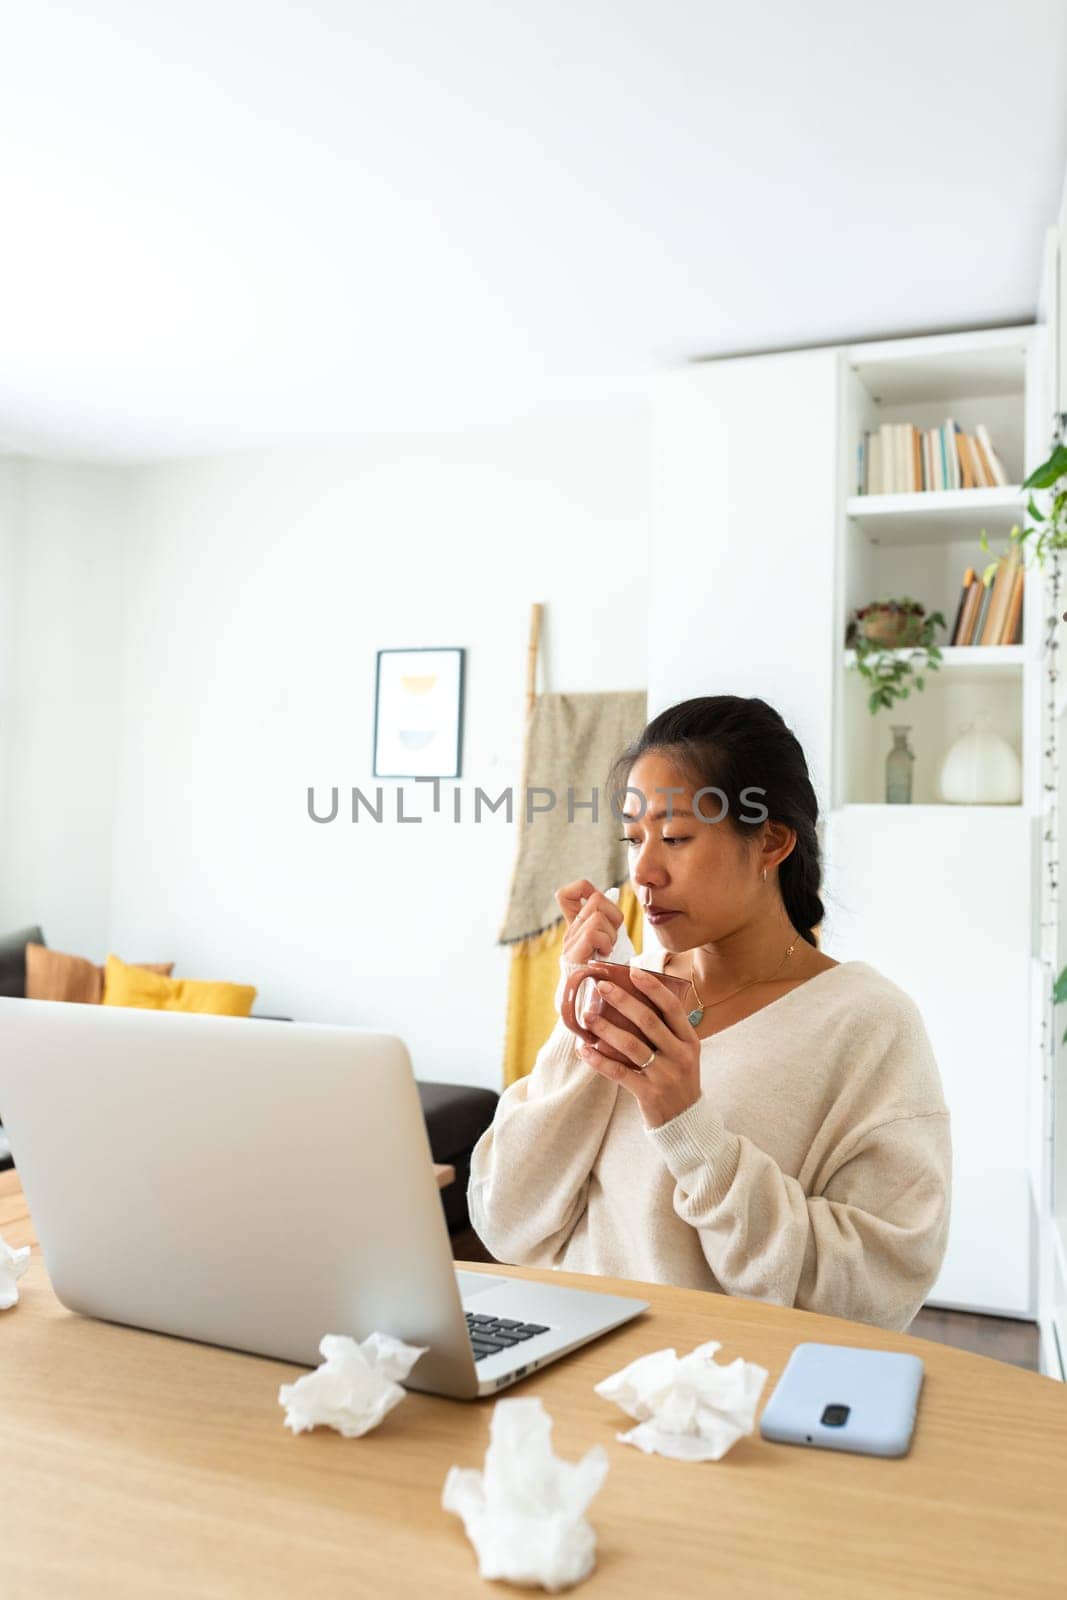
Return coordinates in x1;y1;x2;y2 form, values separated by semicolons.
102;953;256;1017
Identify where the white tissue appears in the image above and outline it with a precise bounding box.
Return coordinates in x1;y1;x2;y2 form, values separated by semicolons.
442;1396;609;1592
278;1331;428;1437
594;1340;768;1461
0;1233;30;1310
602;886;637;964
556;884;641;1018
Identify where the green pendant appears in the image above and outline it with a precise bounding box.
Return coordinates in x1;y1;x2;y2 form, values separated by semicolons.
687;1006;704;1027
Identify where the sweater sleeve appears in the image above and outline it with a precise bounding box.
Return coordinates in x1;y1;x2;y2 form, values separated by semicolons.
467;1013;620;1267
646;1093;952;1333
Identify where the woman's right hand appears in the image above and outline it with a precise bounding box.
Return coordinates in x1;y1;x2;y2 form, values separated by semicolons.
556;879;623;966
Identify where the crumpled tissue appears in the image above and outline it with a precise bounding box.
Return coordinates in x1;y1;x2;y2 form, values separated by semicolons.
594;1340;768;1461
442;1396;609;1592
601;885;638;963
555;885;641;1016
0;1232;30;1311
278;1331;428;1437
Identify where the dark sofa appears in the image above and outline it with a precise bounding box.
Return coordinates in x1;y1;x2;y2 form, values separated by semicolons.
0;925;43;1171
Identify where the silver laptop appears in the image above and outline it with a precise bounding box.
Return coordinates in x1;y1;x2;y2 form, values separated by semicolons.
0;998;646;1398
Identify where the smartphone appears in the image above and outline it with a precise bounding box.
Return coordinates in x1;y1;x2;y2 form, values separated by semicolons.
759;1342;924;1458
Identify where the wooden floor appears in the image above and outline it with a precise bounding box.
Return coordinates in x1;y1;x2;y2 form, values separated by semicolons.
450;1228;1043;1372
909;1304;1041;1371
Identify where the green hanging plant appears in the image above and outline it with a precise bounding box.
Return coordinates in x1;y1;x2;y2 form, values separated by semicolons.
845;597;946;715
978;440;1067;576
1054;966;1067;1043
1019;433;1067;1029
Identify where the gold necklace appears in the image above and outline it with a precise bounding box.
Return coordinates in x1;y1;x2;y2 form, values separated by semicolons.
686;933;802;1028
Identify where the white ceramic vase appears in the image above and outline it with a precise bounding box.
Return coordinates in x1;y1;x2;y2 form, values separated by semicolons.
936;710;1021;805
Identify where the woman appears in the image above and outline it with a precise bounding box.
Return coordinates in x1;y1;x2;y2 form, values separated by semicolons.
469;695;952;1333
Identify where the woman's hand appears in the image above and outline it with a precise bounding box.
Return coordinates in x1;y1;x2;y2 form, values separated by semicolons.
575;967;702;1130
556;879;623;964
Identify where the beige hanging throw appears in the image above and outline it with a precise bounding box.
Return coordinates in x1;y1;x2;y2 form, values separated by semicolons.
498;604;646;945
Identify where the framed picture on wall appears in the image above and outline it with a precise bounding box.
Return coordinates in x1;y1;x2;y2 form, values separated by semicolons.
372;647;465;778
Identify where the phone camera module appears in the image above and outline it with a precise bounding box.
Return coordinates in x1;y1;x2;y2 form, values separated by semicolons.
820;1403;850;1427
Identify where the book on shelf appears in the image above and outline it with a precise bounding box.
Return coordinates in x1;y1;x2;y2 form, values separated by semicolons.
972;580;995;644
858;419;1010;495
949;567;976;643
979;432;1004;486
952;571;984;645
948;550;1023;645
1002;562;1025;645
957;430;976;490
978;549;1015;644
976;424;1009;487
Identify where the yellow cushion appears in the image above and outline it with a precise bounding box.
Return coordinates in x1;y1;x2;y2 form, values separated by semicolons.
101;953;256;1017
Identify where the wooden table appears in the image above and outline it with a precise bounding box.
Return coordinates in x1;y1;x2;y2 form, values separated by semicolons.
2;1169;1066;1598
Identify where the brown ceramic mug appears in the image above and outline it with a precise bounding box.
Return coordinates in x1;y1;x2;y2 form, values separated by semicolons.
560;960;692;1066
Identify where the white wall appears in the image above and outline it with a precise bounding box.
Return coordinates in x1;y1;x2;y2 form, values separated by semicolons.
648;352;839;814
0;458;22;901
0;459;126;954
77;412;651;1089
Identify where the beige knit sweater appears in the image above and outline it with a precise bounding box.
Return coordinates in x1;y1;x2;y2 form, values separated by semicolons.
469;949;952;1332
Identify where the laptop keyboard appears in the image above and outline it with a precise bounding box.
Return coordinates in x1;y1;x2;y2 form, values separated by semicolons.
466;1312;550;1362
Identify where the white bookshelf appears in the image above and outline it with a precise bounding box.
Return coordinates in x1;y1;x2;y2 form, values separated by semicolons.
842;644;1027;805
829;323;1047;1324
844;643;1025;677
1039;172;1067;1381
834;326;1038;813
845;487;1024;546
649;321;1053;1334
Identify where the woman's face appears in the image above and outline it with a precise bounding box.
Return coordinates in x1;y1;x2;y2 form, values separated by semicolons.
619;752;765;950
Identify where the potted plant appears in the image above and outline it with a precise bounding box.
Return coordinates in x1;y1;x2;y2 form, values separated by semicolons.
845;597;946;714
978;437;1067;578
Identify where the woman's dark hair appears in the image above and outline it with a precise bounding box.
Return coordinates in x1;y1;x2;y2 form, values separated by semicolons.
607;695;825;946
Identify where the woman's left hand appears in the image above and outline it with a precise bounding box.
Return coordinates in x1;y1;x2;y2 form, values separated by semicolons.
576;968;702;1129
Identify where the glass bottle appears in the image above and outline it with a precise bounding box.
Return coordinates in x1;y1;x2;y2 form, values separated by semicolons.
886;724;915;804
